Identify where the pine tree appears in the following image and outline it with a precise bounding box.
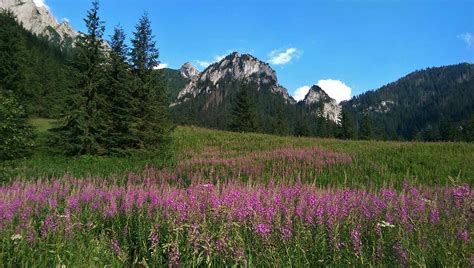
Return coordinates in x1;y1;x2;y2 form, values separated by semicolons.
229;83;259;133
130;13;173;149
104;26;137;152
339;109;355;139
360;114;374;140
53;0;108;155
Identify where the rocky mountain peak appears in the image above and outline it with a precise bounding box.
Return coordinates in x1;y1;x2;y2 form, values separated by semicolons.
174;52;295;105
204;52;277;83
0;0;77;45
303;85;341;123
180;62;199;79
303;85;331;105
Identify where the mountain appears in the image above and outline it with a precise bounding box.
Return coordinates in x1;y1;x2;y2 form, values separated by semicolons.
0;0;77;46
169;52;340;136
300;85;341;122
343;63;474;140
173;52;295;106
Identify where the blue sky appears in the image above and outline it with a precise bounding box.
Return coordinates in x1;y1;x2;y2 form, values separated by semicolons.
40;0;473;102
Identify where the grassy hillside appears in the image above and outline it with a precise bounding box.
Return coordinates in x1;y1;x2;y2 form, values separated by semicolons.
10;123;474;188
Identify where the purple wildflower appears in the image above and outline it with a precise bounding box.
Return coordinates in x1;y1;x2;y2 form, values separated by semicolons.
255;223;271;239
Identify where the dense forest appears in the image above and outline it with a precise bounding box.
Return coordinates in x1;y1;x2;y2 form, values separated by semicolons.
344;63;474;141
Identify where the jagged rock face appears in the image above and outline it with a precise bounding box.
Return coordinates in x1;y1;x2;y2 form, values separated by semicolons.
173;52;295;106
302;85;341;123
0;0;77;45
180;62;199;79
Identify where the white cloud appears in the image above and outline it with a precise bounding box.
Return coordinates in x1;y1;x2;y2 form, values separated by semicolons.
33;0;49;9
268;48;301;65
458;32;473;47
317;79;352;103
153;63;168;70
62;18;70;23
292;85;311;102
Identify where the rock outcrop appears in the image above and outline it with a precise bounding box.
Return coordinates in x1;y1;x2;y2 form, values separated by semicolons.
302;85;341;123
179;62;199;80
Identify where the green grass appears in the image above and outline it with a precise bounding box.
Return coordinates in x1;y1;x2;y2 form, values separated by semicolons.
28;118;56;133
9;123;474;188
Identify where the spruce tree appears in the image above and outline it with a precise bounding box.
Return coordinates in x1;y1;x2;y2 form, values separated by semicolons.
53;1;108;155
360;114;374;140
229;83;259;133
339;109;355;139
105;26;137;152
273;103;289;136
130;13;173;149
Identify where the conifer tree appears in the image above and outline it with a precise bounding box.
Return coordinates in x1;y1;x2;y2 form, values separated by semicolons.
0;10;28;101
105;26;137;152
53;0;108;155
339;109;355;139
229;83;259;133
273;103;289;136
0;91;35;161
130;13;173;149
360;114;374;140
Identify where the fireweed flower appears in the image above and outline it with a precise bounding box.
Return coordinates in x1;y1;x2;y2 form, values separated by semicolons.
111;239;121;255
350;227;362;255
429;209;440;224
393;242;409;266
255;223;271;239
168;246;181;266
458;229;469;242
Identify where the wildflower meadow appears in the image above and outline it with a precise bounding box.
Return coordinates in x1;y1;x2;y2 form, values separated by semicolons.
1;127;473;266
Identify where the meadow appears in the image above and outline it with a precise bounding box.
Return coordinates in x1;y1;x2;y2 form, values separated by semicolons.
0;122;473;266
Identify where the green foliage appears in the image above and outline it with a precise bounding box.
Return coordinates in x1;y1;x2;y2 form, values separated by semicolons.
359;114;373;140
159;68;190;101
104;26;137;153
0;10;27;98
229;83;260;132
11;126;474;188
129;13;174;150
338;108;356;139
0;9;71;118
52;0;108;155
0;92;35;161
345;63;474;141
130;12;158;79
272;103;290;136
49;4;173;156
